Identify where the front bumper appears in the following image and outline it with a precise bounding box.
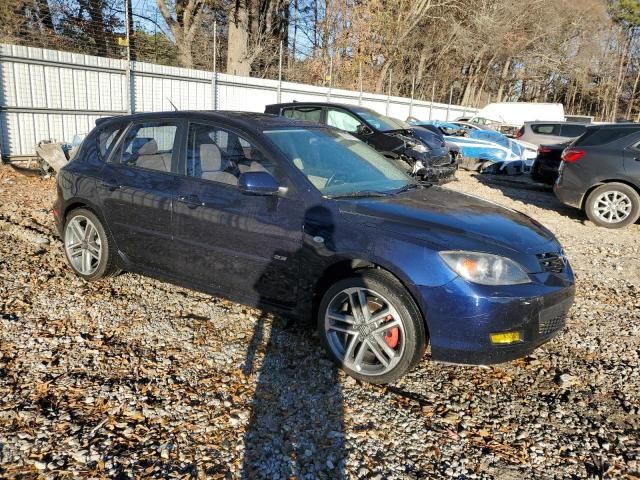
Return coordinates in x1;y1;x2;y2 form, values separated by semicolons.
419;164;457;184
416;274;575;365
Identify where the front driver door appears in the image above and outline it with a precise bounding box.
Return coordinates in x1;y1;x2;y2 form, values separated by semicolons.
98;119;182;272
171;121;304;307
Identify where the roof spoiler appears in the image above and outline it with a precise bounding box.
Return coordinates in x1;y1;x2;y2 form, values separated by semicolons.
95;117;114;126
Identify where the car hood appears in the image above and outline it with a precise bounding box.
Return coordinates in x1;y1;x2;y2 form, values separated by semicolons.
337;186;557;254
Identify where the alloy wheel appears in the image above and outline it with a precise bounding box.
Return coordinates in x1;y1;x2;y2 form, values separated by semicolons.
594;190;632;224
324;287;406;377
64;215;102;275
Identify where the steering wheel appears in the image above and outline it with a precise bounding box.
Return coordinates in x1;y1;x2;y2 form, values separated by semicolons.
325;172;350;189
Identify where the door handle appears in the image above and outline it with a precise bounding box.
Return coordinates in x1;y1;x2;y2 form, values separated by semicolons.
635;157;640;162
178;194;205;208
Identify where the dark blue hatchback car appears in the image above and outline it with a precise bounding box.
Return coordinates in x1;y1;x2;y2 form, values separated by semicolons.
54;111;575;384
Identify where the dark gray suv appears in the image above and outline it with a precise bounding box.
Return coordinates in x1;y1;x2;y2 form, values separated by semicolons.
554;124;640;228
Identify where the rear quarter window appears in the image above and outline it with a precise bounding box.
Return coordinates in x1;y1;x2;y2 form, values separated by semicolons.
97;124;125;161
282;107;323;123
531;124;559;135
575;127;640;147
559;124;587;137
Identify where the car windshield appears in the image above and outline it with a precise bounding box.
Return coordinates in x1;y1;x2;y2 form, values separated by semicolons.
264;128;416;197
350;108;409;132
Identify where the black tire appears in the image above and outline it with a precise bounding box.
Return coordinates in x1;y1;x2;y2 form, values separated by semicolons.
317;269;427;384
585;183;640;229
63;208;120;280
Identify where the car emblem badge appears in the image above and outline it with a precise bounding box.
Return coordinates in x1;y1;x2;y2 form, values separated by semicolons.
313;236;325;244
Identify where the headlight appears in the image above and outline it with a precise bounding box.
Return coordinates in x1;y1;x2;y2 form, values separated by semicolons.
439;251;531;285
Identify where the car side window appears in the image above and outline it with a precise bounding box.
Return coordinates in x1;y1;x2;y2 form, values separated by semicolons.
117;122;178;173
560;124;586;137
185;123;277;186
531;124;559;135
576;127;640;147
282;107;323;123
326;109;362;133
97;124;123;161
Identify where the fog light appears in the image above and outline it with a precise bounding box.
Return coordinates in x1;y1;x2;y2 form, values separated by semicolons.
490;331;521;344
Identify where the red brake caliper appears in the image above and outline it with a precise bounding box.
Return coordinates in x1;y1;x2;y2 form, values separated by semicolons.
383;314;399;348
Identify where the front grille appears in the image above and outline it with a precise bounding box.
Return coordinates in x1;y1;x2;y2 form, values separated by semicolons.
536;252;565;273
539;314;566;336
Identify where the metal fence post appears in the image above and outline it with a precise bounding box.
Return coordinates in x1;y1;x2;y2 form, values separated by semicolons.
211;21;218;110
358;61;363;106
125;0;133;114
327;59;332;102
277;41;283;103
386;69;392;115
429;81;435;120
408;75;415;118
446;85;453;121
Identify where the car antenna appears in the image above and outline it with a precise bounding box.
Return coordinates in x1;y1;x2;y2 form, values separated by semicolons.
167;98;178;111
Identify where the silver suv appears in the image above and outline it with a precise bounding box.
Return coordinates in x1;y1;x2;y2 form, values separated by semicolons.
516;122;587;146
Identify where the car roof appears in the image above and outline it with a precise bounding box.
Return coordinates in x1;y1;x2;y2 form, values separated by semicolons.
95;110;321;133
585;123;639;130
266;102;371;113
524;121;587;126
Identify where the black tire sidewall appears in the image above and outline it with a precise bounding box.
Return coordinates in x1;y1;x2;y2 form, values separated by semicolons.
585;183;640;228
63;208;111;281
317;270;427;384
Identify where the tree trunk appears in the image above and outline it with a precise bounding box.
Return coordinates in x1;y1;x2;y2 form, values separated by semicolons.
625;64;640;119
496;57;511;102
87;0;108;57
227;0;252;75
612;29;633;121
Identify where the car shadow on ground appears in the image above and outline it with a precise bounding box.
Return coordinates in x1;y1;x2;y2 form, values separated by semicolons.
240;206;347;479
472;174;589;223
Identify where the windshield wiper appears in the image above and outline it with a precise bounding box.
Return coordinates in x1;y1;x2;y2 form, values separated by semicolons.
393;182;427;194
326;190;391;199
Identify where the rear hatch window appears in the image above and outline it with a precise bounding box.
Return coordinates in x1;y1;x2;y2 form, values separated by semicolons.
575;126;640;146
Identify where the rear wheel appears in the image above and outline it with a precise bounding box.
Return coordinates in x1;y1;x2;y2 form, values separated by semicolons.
585;183;640;228
318;269;427;384
63;208;119;280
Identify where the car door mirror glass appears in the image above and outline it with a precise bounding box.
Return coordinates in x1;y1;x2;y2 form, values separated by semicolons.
357;124;374;136
238;171;281;195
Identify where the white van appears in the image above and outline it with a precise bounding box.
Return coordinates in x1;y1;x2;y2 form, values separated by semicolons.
470;102;565;128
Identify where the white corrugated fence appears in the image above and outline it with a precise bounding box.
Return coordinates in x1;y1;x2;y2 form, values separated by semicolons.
0;43;477;158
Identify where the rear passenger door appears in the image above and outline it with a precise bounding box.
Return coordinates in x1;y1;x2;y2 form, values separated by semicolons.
98;119;183;272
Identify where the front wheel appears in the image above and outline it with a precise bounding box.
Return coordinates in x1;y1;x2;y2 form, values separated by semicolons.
317;269;427;384
585;183;640;228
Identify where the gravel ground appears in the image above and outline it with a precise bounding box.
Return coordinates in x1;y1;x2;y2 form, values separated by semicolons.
0;165;638;479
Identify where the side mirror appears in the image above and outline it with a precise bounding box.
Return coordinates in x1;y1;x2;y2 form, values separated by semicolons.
356;124;374;136
238;171;280;196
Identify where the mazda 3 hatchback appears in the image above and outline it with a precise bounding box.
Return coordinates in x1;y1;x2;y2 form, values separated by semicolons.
54;111;575;384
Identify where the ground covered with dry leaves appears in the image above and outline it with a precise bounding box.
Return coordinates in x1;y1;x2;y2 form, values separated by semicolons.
0;165;638;479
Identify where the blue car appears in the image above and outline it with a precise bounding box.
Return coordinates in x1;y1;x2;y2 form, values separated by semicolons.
53;111;575;384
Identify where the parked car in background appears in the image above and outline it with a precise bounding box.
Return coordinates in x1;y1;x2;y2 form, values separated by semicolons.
555;124;640;228
54;111;575;384
469;102;565;129
531;142;569;185
265;103;457;183
403;119;462;164
516;122;588;146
